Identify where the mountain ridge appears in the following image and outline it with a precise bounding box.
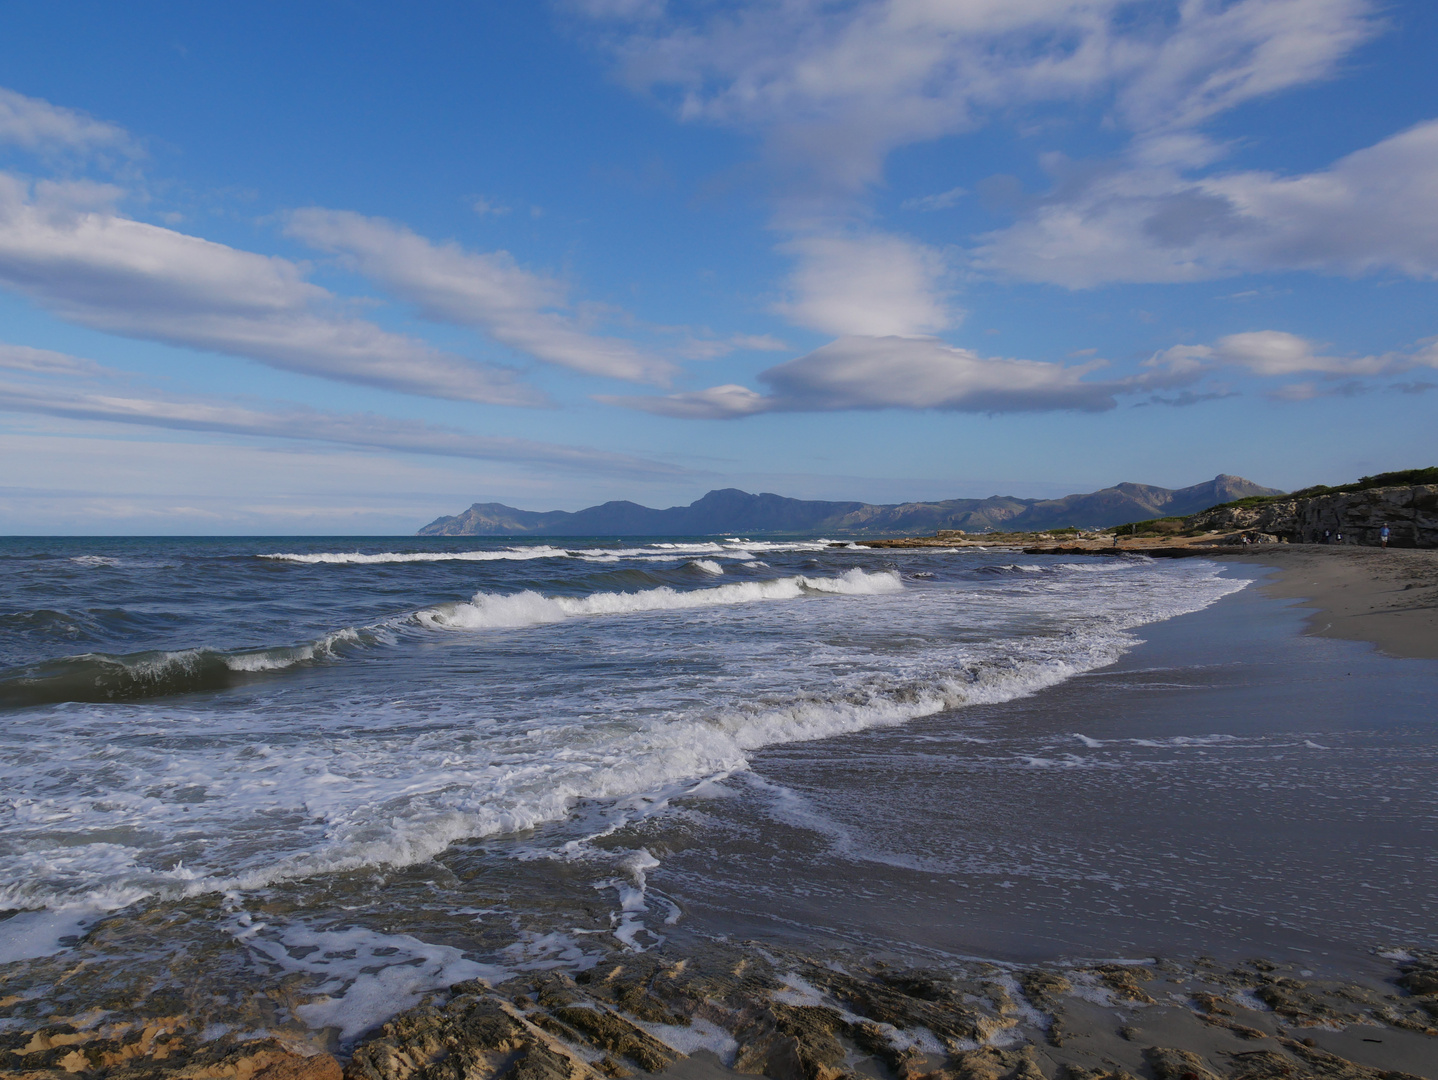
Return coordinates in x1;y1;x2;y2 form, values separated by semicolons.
418;474;1283;537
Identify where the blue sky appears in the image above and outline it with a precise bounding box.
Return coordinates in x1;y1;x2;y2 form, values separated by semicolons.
1;0;1434;534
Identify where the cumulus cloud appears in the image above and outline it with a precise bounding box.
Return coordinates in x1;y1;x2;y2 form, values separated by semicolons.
774;233;955;337
0;176;538;405
0;345;687;478
286;208;672;383
584;0;1377;192
975;120;1438;286
0;86;134;155
603;335;1117;417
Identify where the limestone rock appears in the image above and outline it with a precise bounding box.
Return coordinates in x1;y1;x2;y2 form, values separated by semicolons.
344;995;593;1080
1190;485;1438;547
1141;1046;1222;1080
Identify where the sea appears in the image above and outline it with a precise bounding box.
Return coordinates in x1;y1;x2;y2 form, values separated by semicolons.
1;535;1434;1043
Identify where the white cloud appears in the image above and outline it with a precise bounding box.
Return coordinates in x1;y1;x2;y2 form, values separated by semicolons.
604;334;1117;417
975;120;1438;286
0;342;113;377
1145;330;1438;381
902;187;967;212
775;233;955;337
286;208;673;383
1113;0;1376;132
0;344;687;478
0;86;134;155
603;382;773;419
585;0;1377;192
0;176;538;404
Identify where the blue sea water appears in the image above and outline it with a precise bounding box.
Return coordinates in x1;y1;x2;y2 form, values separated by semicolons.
0;535;1432;1037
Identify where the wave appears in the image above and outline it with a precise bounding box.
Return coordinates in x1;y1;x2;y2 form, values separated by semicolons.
0;561;1248;915
0;628;384;709
0;570;899;708
413;568;903;631
259;546;575;564
259;540;836;565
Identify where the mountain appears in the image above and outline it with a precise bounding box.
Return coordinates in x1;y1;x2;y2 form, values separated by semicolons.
417;475;1283;537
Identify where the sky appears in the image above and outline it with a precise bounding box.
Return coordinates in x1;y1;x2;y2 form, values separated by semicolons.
1;0;1435;534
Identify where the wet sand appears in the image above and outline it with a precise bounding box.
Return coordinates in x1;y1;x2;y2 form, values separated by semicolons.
1218;546;1438;661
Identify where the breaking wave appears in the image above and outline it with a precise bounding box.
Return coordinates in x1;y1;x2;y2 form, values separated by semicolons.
414;569;903;631
0;628;386;709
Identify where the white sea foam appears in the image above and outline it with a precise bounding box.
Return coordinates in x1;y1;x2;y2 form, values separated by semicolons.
0;905;104;964
260;546;574;564
414;569;903;631
260;539;834;565
69;555;119;567
228;915;508;1042
0;556;1248;921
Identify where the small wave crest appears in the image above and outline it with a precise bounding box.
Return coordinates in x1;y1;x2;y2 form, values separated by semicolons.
414;568;902;631
259;546;574;564
0;627;383;709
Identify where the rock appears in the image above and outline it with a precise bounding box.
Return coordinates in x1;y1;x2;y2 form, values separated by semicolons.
1141;1045;1223;1080
944;1046;1046;1080
1224;1049;1301;1079
254;1055;344;1080
1016;971;1071;1009
1189;485;1438;547
1190;993;1232;1017
1091;966;1156;1005
547;1005;677;1073
344;995;593;1080
1279;1037;1428;1080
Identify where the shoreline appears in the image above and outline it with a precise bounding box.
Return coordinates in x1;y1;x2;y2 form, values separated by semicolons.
864;536;1438;662
1211;547;1438;661
6;937;1433;1080
4;550;1436;1080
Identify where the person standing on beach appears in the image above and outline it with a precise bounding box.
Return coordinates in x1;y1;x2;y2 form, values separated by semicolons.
1381;524;1390;548
1324;529;1332;544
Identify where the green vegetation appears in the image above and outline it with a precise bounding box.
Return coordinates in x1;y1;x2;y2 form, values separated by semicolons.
1101;517;1208;538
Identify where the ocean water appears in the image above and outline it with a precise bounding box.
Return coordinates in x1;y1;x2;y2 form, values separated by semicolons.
1;536;1433;1039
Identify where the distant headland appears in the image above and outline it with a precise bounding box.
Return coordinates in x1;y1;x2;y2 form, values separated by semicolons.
418;474;1282;537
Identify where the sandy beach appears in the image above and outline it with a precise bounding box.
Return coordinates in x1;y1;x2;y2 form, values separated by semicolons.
1218;547;1438;661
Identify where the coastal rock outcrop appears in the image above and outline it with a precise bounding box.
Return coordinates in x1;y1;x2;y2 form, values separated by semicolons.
1189;485;1437;547
5;948;1436;1080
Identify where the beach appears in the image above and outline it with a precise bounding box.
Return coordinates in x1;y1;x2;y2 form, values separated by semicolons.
0;538;1434;1080
1219;546;1438;661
